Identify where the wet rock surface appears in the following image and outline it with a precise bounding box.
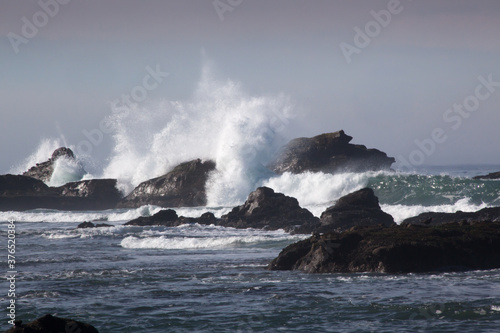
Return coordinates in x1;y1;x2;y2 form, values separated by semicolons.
269;222;500;273
268;130;395;174
117;159;216;208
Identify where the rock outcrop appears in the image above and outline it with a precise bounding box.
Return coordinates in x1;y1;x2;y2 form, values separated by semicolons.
0;175;122;211
401;207;500;226
5;314;99;333
473;171;500;180
268;222;500;273
22;147;83;183
117;159;216;208
125;209;181;226
220;187;319;231
314;188;395;233
268;130;395;174
77;221;113;228
124;187;319;232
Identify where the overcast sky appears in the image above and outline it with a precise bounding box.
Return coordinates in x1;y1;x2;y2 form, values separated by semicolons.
1;0;500;174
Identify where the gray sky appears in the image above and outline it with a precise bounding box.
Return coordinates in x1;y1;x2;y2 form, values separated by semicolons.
1;0;500;174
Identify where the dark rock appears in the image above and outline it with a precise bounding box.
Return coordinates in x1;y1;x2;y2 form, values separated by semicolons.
268;222;500;273
124;209;219;227
77;221;113;228
125;209;179;226
314;188;395;233
117;159;216;208
4;314;99;333
220;187;319;231
123;187;319;231
22;147;82;183
402;207;500;226
0;175;122;211
268;130;395;174
473;171;500;180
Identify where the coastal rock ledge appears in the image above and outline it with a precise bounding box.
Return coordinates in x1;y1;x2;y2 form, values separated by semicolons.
268;222;500;273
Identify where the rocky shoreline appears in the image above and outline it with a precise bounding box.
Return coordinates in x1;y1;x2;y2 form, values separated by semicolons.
0;130;395;211
2;131;500;275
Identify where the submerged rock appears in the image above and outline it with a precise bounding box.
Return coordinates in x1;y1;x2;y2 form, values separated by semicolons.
473;171;500;180
401;207;500;226
4;314;99;333
125;209;180;226
77;221;113;228
268;130;395;174
269;222;500;273
0;175;122;211
22;147;84;183
117;159;216;208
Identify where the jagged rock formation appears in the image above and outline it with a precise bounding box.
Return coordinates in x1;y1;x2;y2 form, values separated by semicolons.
117;159;216;208
268;222;500;273
22;147;82;183
4;314;99;333
268;130;395;174
220;187;319;231
124;187;319;232
0;175;122;211
473;171;500;180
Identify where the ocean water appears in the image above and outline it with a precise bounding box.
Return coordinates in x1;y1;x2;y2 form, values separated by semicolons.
2;166;500;332
3;71;500;332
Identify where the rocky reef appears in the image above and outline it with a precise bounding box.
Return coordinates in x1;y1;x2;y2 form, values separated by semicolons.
401;207;500;226
268;130;395;174
125;186;319;231
117;159;216;208
268;222;500;273
0;175;122;211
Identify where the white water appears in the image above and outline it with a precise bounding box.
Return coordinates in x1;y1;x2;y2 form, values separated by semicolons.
120;225;306;250
102;65;294;204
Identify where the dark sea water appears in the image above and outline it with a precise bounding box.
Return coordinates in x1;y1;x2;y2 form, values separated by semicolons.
2;166;500;332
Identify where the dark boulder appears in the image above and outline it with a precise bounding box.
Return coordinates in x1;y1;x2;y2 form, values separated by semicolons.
402;207;500;226
124;209;218;227
268;130;395;174
4;314;99;333
269;222;500;273
123;187;319;231
0;175;122;211
314;188;395;233
117;159;216;208
22;147;83;183
77;221;113;228
125;209;179;226
473;171;500;180
220;186;319;231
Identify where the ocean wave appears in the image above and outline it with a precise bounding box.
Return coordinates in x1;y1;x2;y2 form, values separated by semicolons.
120;232;305;250
382;197;488;224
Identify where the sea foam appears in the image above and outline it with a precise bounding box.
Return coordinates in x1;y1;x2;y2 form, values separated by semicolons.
101;64;294;205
